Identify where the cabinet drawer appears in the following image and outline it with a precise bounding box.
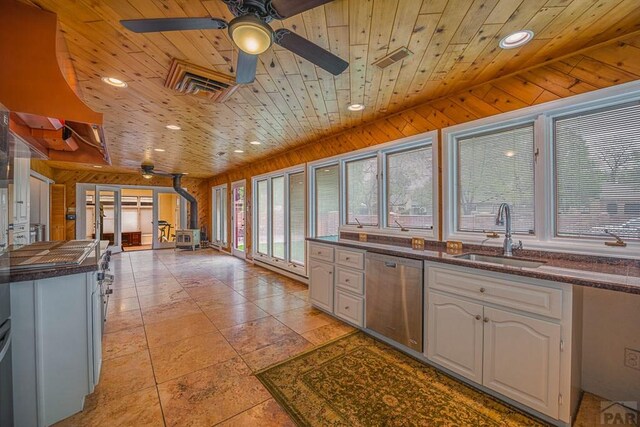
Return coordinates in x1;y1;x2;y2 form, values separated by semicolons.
336;248;365;270
309;243;334;262
428;266;563;319
335;289;364;327
335;267;364;295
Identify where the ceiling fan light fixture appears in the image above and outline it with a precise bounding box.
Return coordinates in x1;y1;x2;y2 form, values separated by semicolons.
499;30;534;49
229;16;273;55
142;173;153;179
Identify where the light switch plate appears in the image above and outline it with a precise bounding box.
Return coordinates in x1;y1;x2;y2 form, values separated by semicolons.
624;348;640;370
411;237;425;250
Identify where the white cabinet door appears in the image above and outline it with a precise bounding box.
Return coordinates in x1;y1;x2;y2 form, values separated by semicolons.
309;259;334;312
12;156;30;224
482;307;561;418
427;291;484;383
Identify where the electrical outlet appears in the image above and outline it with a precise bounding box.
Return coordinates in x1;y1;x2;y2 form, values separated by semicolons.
624;348;640;370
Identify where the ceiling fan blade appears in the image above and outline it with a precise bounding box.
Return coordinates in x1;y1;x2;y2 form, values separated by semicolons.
269;0;334;19
120;17;227;33
236;50;258;84
274;29;348;76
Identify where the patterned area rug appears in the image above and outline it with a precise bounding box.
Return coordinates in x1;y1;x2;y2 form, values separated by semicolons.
256;332;550;426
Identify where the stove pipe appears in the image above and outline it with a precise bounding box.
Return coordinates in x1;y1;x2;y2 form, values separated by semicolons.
172;174;198;230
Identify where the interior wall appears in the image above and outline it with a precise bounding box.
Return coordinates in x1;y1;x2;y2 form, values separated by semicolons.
581;288;640;401
208;34;640;258
50;169;210;240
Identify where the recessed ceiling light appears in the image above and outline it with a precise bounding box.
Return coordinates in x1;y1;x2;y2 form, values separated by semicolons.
154;148;166;152
234;149;244;153
249;141;261;145
347;103;365;112
93;165;103;168
499;30;534;49
101;77;128;88
505;150;515;157
166;124;181;130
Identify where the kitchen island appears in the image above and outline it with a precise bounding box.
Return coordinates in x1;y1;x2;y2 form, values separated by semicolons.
9;240;111;427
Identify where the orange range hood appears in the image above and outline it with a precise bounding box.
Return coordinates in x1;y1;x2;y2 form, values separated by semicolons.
0;0;110;165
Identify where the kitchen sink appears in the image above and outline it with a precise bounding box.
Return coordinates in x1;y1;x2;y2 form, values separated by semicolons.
454;253;546;269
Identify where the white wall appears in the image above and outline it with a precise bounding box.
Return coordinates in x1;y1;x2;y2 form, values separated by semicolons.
581;287;640;401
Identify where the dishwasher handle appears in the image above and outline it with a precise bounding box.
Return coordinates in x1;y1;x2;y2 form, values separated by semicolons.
384;261;397;268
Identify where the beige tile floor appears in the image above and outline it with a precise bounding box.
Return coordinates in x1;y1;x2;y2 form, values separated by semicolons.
55;248;614;426
56;248;354;427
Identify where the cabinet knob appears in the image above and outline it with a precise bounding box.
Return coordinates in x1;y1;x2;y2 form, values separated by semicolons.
483;317;489;323
345;306;350;310
475;315;481;320
345;279;350;283
480;287;486;293
346;257;351;260
329;271;332;275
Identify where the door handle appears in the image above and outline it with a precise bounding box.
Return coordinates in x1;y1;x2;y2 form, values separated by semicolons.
384;262;397;268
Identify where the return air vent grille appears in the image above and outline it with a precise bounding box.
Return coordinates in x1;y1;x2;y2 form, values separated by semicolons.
372;47;413;69
165;58;238;102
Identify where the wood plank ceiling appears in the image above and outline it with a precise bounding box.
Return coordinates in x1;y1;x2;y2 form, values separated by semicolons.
26;0;640;178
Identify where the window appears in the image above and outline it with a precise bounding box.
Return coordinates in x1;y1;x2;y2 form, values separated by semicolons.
315;165;339;237
289;172;305;265
444;85;640;255
256;180;268;254
271;176;285;259
309;132;438;238
212;185;227;246
457;124;535;234
555;103;640;240
346;157;378;226
252;168;306;273
386;146;433;230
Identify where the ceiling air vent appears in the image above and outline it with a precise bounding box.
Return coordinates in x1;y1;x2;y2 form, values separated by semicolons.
165;58;239;102
372;47;413;69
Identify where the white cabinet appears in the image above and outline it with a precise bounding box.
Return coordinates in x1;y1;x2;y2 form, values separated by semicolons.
309;259;334;312
482;307;561;417
11;270;100;426
308;242;365;327
10;152;30;226
426;263;579;423
427;291;483;383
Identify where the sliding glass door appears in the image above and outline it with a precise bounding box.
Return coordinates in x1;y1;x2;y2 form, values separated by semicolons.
252;169;306;274
211;184;227;249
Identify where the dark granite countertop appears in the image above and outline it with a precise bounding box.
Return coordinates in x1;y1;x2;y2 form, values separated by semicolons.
307;236;640;295
8;240;107;283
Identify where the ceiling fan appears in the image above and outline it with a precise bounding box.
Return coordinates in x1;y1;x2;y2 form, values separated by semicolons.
120;0;348;84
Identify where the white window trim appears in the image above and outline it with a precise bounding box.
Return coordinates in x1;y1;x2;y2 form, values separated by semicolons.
252;164;307;275
308;130;439;240
443;80;640;259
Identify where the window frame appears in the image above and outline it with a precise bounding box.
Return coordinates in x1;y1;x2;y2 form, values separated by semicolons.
308;131;439;240
381;142;438;233
252;165;307;275
443;80;640;258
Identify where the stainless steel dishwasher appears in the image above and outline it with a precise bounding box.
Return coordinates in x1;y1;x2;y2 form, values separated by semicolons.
365;253;424;352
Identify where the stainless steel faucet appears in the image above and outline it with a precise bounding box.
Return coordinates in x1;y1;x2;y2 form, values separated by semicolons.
495;203;522;256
